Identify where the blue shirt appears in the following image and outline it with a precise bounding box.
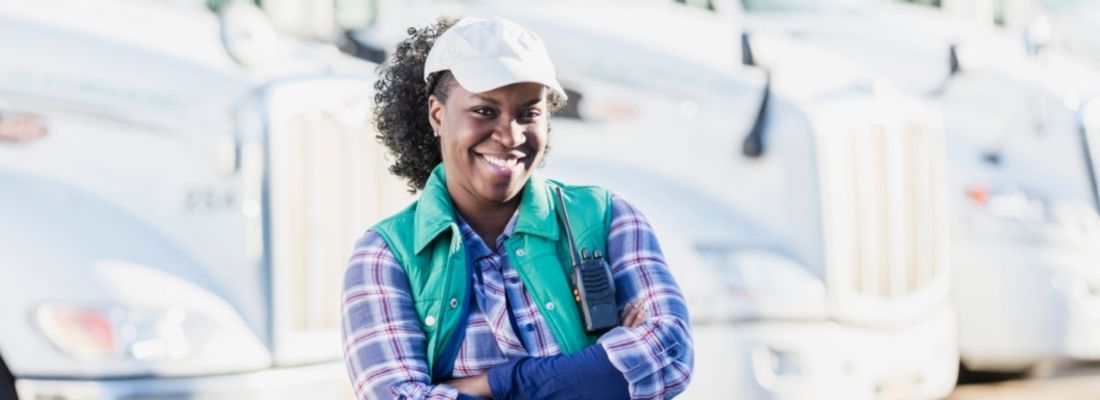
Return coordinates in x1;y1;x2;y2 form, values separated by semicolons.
342;194;693;399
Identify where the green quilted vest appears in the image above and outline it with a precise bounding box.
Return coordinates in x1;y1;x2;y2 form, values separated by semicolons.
370;164;612;380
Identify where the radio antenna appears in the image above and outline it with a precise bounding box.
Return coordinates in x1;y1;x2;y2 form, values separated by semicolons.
554;187;582;265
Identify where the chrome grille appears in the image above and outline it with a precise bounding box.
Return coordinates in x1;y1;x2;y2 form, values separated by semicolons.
820;114;946;305
271;112;353;332
264;83;411;364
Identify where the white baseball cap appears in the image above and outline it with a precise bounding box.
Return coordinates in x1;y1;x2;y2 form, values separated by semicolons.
423;16;567;100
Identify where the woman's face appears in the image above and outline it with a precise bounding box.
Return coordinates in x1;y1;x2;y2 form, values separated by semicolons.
429;81;549;209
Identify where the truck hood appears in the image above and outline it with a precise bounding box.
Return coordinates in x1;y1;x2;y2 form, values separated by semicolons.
0;172;270;378
743;5;974;95
745;3;1100;97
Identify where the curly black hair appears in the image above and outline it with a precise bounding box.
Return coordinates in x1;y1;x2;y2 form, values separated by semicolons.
373;17;567;193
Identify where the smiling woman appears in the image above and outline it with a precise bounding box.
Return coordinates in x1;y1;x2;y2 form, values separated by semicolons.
342;16;693;400
432;82;549;241
372;17;566;197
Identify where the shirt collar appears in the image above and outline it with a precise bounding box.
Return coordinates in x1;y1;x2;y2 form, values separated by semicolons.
413;164;560;254
455;211;519;260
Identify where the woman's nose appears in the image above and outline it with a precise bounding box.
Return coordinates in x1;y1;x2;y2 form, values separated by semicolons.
493;119;527;147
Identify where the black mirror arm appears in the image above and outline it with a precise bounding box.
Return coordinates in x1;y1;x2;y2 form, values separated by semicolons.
741;31;755;67
927;44;962;98
1079;122;1100;212
742;70;771;158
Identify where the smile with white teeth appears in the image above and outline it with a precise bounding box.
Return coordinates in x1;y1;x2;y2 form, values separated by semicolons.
479;154;523;169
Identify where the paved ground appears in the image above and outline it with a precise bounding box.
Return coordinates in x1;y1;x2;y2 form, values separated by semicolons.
948;363;1100;400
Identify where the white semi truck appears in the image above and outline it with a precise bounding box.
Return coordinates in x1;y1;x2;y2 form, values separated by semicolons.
720;0;1100;375
322;0;960;398
0;1;409;398
0;0;961;399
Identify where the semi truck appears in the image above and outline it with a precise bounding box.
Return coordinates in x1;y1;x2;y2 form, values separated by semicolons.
0;1;408;398
718;0;1100;375
20;0;962;397
323;0;961;398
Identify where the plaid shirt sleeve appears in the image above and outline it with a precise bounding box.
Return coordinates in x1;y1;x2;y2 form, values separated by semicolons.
341;232;462;400
598;194;694;399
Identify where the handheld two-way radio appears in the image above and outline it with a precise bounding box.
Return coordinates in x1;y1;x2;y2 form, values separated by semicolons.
554;187;618;333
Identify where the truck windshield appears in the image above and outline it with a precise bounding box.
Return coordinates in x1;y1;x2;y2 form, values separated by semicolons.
1041;0;1094;13
740;0;875;12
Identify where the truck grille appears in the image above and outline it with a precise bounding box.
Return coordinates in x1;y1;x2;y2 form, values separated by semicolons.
271;113;351;332
264;84;411;364
818;116;947;305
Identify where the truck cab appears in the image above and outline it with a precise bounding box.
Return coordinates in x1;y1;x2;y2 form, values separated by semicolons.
0;1;404;397
729;0;1100;375
320;0;960;397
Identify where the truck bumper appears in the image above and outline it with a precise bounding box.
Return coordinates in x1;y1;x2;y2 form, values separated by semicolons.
954;232;1100;370
684;307;958;400
14;361;350;400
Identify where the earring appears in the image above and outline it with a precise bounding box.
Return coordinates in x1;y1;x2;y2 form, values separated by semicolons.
433;130;439;137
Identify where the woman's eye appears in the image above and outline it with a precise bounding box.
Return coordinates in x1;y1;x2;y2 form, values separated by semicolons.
473;108;496;117
520;109;542;120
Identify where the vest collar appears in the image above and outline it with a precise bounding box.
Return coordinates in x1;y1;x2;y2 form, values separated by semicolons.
413;164;560;253
514;173;559;241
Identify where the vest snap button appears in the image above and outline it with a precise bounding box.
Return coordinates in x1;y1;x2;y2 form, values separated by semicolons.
545;302;555;311
425;316;436;326
515;249;526;257
449;298;459;308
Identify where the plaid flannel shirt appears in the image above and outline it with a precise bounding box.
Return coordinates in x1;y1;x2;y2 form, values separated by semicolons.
342;194;693;399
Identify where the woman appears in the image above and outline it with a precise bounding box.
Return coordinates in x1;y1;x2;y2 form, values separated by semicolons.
342;16;692;400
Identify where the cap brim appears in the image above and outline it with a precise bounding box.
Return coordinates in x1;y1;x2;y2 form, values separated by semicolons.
449;57;568;101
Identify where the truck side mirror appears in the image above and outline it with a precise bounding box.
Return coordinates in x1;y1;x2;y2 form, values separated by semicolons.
556;88;584;120
341;31;387;64
1024;17;1053;57
219;3;279;67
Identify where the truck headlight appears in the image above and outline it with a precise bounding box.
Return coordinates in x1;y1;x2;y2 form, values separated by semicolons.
695;246;827;321
752;345;804;388
27;260;271;375
965;183;1050;222
35;304;199;362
